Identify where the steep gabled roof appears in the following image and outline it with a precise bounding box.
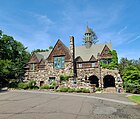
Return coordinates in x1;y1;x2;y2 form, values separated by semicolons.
75;42;112;61
89;55;96;61
75;56;83;62
47;39;71;62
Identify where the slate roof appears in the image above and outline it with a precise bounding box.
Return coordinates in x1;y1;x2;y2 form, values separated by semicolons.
35;50;52;61
85;25;91;34
33;42;112;62
75;43;112;61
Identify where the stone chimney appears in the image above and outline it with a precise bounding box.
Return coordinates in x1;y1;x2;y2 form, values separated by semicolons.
70;36;75;77
70;36;75;59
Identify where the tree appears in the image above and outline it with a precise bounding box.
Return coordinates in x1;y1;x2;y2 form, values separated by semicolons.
83;28;98;45
49;46;53;50
89;28;98;44
122;65;140;93
0;31;30;86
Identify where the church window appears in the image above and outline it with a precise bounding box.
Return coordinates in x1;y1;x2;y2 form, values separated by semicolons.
54;56;65;68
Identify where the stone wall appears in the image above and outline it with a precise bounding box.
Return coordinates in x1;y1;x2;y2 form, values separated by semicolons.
24;61;73;86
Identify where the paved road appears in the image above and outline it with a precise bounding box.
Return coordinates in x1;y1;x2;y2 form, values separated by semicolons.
0;90;140;119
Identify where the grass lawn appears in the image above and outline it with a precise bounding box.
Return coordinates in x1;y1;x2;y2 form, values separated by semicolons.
128;95;140;104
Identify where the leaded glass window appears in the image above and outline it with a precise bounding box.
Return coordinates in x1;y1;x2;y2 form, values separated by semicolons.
54;56;65;68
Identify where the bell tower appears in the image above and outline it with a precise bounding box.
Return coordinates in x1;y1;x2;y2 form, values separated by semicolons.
83;25;98;48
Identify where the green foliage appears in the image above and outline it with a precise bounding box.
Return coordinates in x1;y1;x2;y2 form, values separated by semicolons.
31;49;49;54
122;66;140;82
83;27;98;44
0;32;30;85
28;80;37;89
128;95;140;104
59;87;69;92
49;46;53;50
9;79;19;88
18;82;28;89
82;88;90;93
75;88;83;93
60;74;69;82
40;85;50;89
96;88;103;92
100;50;118;69
122;65;140;94
68;88;75;93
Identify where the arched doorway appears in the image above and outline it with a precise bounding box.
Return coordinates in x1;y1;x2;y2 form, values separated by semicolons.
89;75;99;87
103;75;115;88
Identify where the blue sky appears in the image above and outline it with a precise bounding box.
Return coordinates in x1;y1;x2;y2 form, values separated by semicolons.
0;0;140;60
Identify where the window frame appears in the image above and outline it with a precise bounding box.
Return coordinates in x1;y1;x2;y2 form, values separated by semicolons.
53;56;65;69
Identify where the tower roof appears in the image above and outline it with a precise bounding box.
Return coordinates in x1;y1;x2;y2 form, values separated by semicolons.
85;25;91;34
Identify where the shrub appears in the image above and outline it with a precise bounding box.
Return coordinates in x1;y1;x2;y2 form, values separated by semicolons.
82;88;90;93
96;88;103;92
18;83;28;89
75;88;82;93
59;87;69;92
125;83;140;94
50;81;57;89
60;74;69;82
40;85;50;89
28;80;36;89
68;88;75;93
9;81;18;88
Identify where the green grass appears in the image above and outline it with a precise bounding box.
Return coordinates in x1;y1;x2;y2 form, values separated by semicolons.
128;95;140;104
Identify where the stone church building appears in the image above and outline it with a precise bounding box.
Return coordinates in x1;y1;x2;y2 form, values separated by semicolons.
24;26;122;89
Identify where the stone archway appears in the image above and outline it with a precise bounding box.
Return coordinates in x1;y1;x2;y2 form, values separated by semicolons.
89;75;99;87
103;75;115;88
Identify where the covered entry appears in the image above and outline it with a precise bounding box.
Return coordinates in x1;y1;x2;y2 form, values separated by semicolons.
103;75;115;88
88;75;99;87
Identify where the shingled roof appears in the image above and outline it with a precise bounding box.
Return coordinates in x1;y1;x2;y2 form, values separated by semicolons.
35;50;52;61
75;42;112;61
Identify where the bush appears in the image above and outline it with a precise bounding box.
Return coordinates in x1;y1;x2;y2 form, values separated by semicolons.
82;88;90;93
75;88;82;93
96;88;103;92
59;87;69;92
68;88;75;93
9;81;18;88
18;83;28;89
125;83;140;94
60;74;69;82
50;81;57;89
40;85;50;89
28;80;36;89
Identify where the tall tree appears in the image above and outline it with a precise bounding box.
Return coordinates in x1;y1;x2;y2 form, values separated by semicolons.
0;32;30;84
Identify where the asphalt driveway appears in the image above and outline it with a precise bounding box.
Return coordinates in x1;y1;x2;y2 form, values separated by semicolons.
0;90;139;119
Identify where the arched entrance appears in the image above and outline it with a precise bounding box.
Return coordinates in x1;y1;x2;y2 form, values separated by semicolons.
103;75;115;88
89;75;99;87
